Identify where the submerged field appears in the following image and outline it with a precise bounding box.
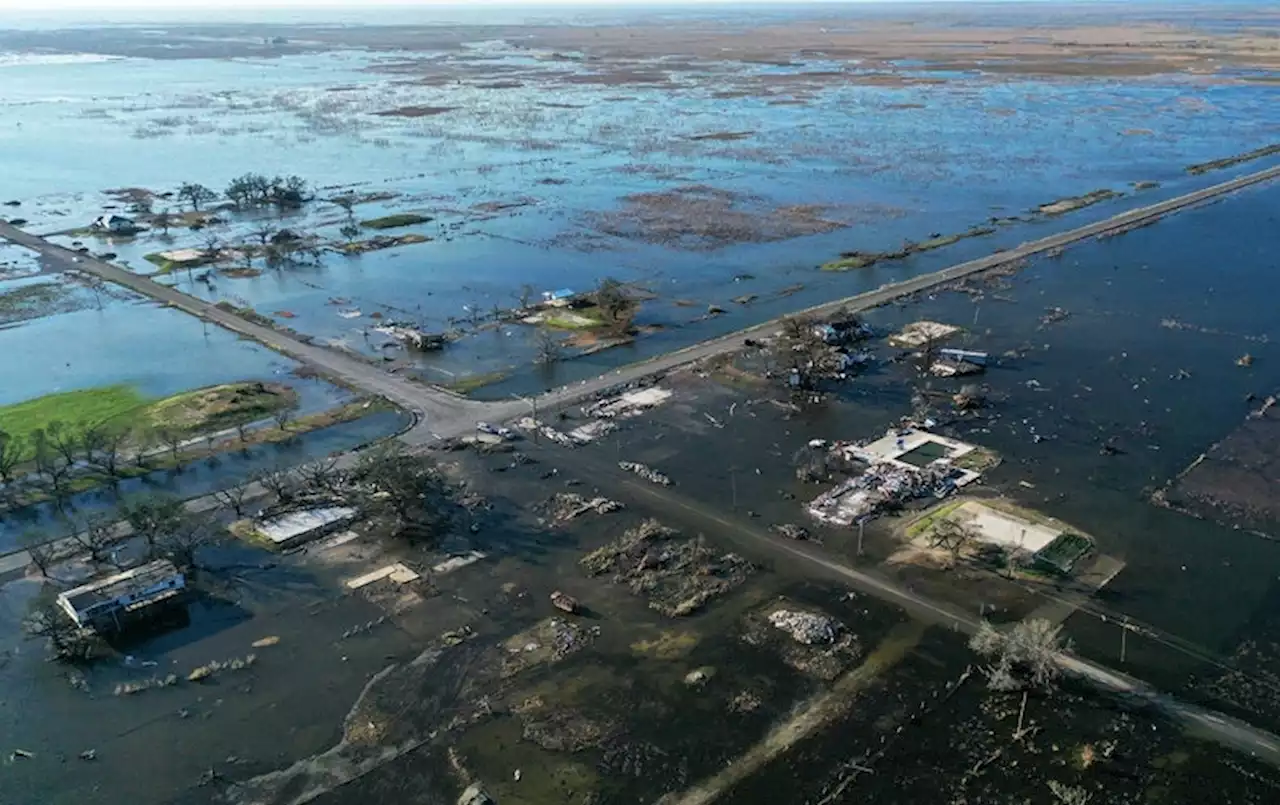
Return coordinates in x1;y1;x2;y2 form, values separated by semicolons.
3;4;1280;805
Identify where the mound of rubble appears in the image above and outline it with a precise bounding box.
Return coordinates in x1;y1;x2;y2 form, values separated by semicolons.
618;461;672;486
768;609;841;645
580;519;756;617
501;617;599;678
546;492;624;525
515;698;619;753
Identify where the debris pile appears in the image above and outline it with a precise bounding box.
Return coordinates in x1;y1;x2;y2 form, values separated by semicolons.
768;609;841;645
580;519;756;617
618;461;673;486
584;386;673;419
516;701;618;753
770;523;812;541
547;493;624;524
500;617;599;677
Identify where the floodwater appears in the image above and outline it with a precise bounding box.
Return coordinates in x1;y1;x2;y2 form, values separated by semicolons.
2;22;1278;386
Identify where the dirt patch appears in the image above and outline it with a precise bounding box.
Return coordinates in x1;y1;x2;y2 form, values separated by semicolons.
1160;397;1280;535
373;105;457;118
501;617;600;678
588;185;846;250
686;130;755;142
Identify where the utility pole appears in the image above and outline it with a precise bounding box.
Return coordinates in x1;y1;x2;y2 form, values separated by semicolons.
1120;617;1129;664
511;393;538;444
857;518;865;556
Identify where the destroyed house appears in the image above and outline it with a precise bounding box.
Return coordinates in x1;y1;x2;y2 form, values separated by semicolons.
57;560;186;631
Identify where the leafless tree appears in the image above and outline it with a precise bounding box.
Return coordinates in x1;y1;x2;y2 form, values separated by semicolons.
299;457;341;494
594;277;633;332
202;232;223;261
120;494;185;557
234;421;250;444
154;208;175;236
155;515;215;572
1047;781;1093;805
31;428;70;493
535;329;563;365
928;520;978;560
339;222;361;242
252;224;275;247
0;429;23;484
253;468;298;505
131;428;155;469
272;406;295;433
25;597;100;663
20;529;56;577
332;195;356;220
350;444;455;545
70;512;119;567
177;182;217;212
157;427;184;464
45;420;83;468
85;423;132;480
516;284;536;310
213;481;252;517
970;619;1066;695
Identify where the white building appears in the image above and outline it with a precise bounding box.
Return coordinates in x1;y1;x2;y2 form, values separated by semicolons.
257;505;357;549
57;560;186;631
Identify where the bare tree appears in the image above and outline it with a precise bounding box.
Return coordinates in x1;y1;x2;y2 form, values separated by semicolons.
131;427;155;470
177;182;217;212
332;195;356;220
535;329;563;365
202;232;223;262
213;481;252;517
155;515;215;572
350;444;454;545
272;406;296;433
253;468;298;505
0;428;23;484
120;494;186;557
20;529;56;577
45;420;83;468
339;222;361;242
154;208;175;236
970;618;1067;702
31;428;70;493
25;597;100;663
252;224;275;247
157;427;184;463
234;420;250;444
516;284;536;310
70;512;119;567
298;457;341;494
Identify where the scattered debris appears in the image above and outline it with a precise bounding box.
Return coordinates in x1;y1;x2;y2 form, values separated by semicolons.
888;320;961;349
457;783;497;805
1237;353;1255;367
581;520;756;617
547;493;624;524
251;636;281;648
501;617;599;677
768;609;841;645
684;666;716;687
618;461;673;486
584;387;674;419
79;749;97;761
550;590;581;614
1039;307;1071;327
432;551;486;575
770;523;812;541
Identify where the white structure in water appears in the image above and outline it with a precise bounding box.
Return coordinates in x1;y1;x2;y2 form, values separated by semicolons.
257;506;357;549
57;560;185;631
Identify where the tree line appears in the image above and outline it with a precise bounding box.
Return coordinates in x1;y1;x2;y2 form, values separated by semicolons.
174;173;311;213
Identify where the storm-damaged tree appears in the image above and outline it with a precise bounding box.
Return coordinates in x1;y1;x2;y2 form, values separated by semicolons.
25;594;101;663
298;457;342;495
349;443;455;546
155;514;216;573
45;420;84;469
69;512;120;568
534;328;563;365
928;519;979;563
969;619;1067;738
331;195;356;221
252;467;299;506
19;529;57;578
234;420;250;445
156;427;184;465
593;277;635;334
272;405;296;433
31;428;71;496
212;480;252;518
83;421;132;481
201;232;223;262
0;428;23;485
1046;781;1093;805
178;182;218;212
778;315;844;393
339;222;362;242
120;493;186;558
516;283;536;311
269;175;309;208
153;208;175;237
953;383;986;411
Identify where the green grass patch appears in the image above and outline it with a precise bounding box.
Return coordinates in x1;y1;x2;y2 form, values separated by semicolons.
1036;189;1120;216
905;500;964;539
1034;532;1094;575
0;282;81;325
144;252;211;275
0;385;149;456
821;252;879;272
543;306;608;330
359;213;433;230
446;370;511;395
954;446;1001;472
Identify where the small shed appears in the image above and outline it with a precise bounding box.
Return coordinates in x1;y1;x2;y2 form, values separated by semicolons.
92;214;140;235
57;560;186;632
256;505;357;549
541;288;576;307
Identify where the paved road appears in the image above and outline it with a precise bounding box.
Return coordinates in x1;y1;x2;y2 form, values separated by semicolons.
0;220;512;442
4;163;1278;446
532;441;1280;768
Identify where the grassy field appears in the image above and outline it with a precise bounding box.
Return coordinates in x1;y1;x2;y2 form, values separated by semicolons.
359;213;433;230
0;382;297;460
